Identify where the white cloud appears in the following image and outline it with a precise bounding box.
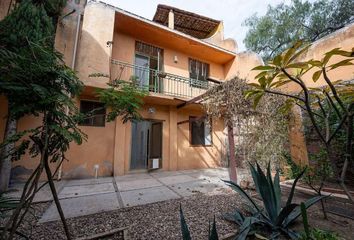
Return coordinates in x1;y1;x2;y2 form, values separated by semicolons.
97;0;291;51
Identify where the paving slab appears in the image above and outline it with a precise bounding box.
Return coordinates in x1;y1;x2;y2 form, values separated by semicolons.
115;173;153;182
39;192;120;223
116;178;162;191
58;182;115;199
120;186;180;207
64;177;113;187
6;180;67;203
157;175;196;186
169;180;225;197
187;168;230;179
149;171;183;178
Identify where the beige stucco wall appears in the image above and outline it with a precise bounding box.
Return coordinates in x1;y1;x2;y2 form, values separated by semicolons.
75;2;116;88
298;23;354;88
111;31;226;81
177;109;226;169
0;0;13;21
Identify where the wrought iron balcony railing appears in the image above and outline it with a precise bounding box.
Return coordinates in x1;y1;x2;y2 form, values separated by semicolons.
111;59;218;98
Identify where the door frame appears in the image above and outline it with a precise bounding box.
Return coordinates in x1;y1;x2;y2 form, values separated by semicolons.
129;119;163;171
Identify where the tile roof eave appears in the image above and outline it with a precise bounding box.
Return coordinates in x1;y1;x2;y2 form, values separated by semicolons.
92;0;236;57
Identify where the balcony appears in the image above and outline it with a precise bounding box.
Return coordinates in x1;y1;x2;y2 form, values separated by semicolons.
111;59;219;99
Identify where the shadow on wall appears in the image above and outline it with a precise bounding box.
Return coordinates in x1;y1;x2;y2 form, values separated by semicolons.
62;28;116;179
177;119;223;169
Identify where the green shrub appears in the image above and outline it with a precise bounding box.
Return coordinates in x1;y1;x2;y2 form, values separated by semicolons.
180;205;218;240
299;229;339;240
223;163;325;240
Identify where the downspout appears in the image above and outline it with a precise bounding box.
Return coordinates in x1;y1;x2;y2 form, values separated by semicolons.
57;11;82;180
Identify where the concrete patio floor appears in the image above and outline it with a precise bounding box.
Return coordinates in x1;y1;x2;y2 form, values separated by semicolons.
9;168;230;223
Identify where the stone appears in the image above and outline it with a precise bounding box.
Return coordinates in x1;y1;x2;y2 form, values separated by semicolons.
58;182;115;199
116;178;162;192
39;193;120;222
120;186;180;207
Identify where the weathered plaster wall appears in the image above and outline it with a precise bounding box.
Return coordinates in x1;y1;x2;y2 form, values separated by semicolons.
75;2;115;88
177;108;226;170
224;51;264;82
287;23;354;166
0;0;13;21
203;22;238;53
297;23;354;88
111;31;226;82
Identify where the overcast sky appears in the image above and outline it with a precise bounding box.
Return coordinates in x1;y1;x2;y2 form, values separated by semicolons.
99;0;292;52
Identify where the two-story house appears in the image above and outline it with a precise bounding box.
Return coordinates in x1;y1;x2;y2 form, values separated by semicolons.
0;0;263;180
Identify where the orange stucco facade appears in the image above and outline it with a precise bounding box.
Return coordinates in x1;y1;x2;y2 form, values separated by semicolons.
3;1;351;180
1;1;262;180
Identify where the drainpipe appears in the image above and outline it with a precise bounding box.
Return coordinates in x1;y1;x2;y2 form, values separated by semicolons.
57;11;82;181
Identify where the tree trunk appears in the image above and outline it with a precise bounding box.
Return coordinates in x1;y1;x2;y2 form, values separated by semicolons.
0;110;17;193
44;156;72;240
228;123;237;182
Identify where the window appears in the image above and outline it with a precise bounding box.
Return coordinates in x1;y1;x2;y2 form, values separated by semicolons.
190;117;212;146
189;58;209;89
79;100;106;127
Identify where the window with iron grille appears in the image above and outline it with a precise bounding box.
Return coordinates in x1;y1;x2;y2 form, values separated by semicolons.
189;58;209;89
79;100;106;127
190;116;212;146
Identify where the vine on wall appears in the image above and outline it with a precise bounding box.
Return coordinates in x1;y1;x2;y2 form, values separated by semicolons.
202;77;290;170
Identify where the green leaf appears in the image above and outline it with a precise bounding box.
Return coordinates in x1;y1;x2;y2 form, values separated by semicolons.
209;216;219;240
286;62;309;69
284;195;327;227
307;60;322;67
180;205;191;240
312;70;322;82
275;203;298;226
288;45;311;63
223;180;261;212
223;210;245;225
253;92;264;109
285;167;306;206
252;65;275;71
328;59;353;70
272;54;283;66
255;71;269;79
236;217;260;240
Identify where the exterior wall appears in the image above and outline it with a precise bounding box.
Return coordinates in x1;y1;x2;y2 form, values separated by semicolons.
297;23;354;89
224;51;264;82
288;23;354;166
112;32;226;81
0;0;13;21
75;2;115;88
177;108;226;170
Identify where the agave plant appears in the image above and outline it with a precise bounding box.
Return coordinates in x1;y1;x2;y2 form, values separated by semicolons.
180;205;219;240
0;193;19;217
223;163;325;240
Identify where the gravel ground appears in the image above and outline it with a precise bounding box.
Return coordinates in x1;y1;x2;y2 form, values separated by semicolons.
3;189;354;240
4;189;244;240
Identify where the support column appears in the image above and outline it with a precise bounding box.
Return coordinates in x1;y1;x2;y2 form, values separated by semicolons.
113;118;126;176
169;106;178;171
227;123;237;182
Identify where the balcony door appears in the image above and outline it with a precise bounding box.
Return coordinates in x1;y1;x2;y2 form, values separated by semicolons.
135;41;164;93
134;54;150;88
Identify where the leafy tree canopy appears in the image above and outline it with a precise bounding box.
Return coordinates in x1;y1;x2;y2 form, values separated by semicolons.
243;0;354;61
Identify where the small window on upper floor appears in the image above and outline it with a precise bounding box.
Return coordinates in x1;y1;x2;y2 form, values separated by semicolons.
79;100;106;127
190;116;212;146
189;58;209;89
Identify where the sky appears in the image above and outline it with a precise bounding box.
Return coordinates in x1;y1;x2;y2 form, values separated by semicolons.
98;0;292;52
